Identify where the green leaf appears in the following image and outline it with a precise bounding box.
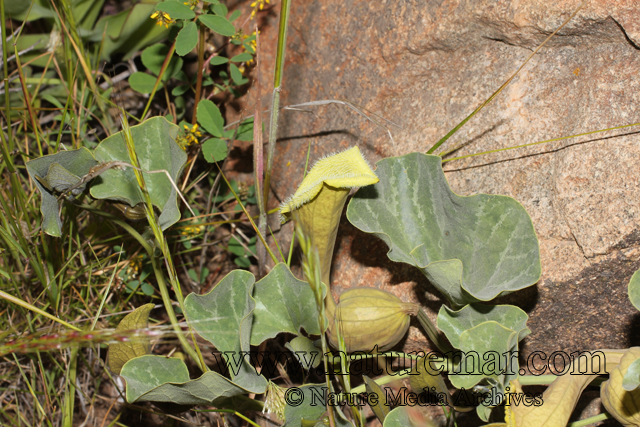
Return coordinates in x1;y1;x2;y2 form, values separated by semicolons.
231;52;253;63
382;407;415;427
283;384;329;427
198;14;236;37
184;270;267;392
234;256;251;268
141;43;183;78
212;3;227;16
176;21;198;56
197;99;224;137
227;236;245;256
250;263;322;345
230;63;244;85
229;10;241;22
88;2;168;60
628;269;640;312
202;138;228;163
211;56;229;65
347;153;541;306
26;147;98;236
437;304;529;392
129;72;160;94
141;283;155;295
120;355;251;405
235;118;254;141
437;303;530;349
107;303;154;375
172;84;190;96
155;1;195;20
284;337;322;369
363;375;390;423
623;357;640;391
91;117;187;230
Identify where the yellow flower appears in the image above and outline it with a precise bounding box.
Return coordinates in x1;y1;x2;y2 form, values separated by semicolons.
249;0;270;19
183;0;198;9
150;11;175;28
177;123;203;149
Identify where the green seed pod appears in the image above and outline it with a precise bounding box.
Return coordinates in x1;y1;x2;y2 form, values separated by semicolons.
328;287;418;353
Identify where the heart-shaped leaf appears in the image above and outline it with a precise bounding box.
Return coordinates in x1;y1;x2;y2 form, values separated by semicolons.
347;153;541;306
251;263;322;345
184;269;266;393
26;147;98;236
91;116;187;230
437;304;529;392
121;355;252;405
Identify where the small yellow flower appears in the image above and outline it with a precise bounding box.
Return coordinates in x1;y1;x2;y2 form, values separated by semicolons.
150;11;175;28
177;124;203;149
249;0;270;19
181;225;205;237
126;254;145;279
183;0;198;9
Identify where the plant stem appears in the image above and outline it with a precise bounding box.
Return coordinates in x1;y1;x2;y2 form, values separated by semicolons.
192;23;206;124
263;0;292;207
567;412;610;427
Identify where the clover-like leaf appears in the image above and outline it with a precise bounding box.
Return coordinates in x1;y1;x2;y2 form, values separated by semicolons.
251;263;322;345
155;1;195;20
107;303;155;375
26;147;98;236
198;14;235;37
347;153;541;306
91;116;187;230
176;21;198;56
184;269;266;393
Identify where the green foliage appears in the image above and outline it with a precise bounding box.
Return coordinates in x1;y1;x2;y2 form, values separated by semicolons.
91;117;186;230
25;147;98;236
347;153;541;306
198;14;236;37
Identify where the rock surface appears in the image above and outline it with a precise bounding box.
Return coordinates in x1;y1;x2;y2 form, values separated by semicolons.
250;2;640;422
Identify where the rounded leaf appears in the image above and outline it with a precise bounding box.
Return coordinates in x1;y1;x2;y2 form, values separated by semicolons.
347;153;541;306
198;14;235;37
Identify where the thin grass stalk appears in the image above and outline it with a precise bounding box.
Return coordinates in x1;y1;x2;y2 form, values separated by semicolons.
426;0;587;155
62;347;79;427
140;41;176;121
0;0;14;152
253;28;268;276
13;45;43;156
263;0;292;206
50;0;113;131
